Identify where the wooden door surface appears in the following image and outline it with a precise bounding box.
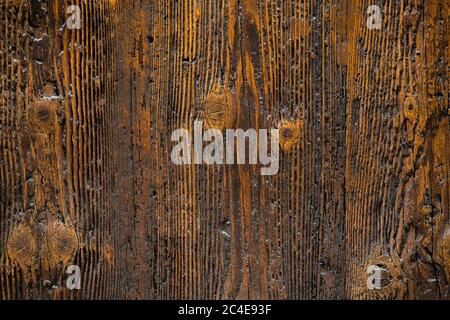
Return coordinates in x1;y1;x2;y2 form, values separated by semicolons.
0;0;449;300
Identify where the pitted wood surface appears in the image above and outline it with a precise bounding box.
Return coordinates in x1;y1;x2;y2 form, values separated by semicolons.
0;0;448;300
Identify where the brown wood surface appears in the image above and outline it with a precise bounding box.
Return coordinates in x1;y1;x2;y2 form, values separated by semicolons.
0;0;449;300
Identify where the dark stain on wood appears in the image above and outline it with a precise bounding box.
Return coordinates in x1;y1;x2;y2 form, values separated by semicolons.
0;0;449;300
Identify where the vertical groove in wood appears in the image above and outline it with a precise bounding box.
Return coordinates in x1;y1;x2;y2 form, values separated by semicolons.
0;0;448;300
0;0;119;299
345;0;449;299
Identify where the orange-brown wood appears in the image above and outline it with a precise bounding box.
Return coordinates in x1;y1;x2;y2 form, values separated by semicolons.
0;0;448;299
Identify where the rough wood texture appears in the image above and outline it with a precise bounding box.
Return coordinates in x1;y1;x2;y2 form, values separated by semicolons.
0;0;448;300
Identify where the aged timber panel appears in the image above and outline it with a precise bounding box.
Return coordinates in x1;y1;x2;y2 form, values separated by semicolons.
0;0;448;300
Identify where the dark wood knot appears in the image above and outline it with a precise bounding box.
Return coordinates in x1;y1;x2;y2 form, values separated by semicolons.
27;100;59;133
42;221;78;268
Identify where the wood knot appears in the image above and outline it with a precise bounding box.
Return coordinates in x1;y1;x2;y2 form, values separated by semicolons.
351;252;405;299
403;94;418;119
7;224;36;268
42;221;78;268
279;120;302;152
204;86;236;131
27;100;59;133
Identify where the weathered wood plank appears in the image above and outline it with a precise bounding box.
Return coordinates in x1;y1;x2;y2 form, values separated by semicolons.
0;0;119;299
0;0;448;300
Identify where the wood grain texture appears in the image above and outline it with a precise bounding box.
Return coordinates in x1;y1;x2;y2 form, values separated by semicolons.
0;0;448;300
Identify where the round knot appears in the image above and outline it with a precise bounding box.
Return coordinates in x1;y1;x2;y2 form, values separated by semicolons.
42;221;78;268
27;100;59;133
204;86;236;131
7;224;36;268
279;120;302;152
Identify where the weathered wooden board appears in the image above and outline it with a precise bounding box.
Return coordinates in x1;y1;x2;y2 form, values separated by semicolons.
0;0;448;300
